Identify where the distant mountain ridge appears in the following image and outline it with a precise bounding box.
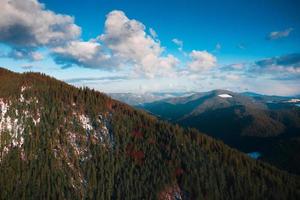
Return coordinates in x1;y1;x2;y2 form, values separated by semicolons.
108;92;196;105
109;90;299;106
140;89;300;174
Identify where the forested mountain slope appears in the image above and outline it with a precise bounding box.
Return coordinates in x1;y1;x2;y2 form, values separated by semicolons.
0;67;300;200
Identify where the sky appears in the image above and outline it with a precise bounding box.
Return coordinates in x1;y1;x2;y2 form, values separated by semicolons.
0;0;299;95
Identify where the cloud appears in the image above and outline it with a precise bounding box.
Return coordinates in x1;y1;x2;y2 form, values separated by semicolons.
187;50;217;71
8;48;43;61
220;54;300;81
97;10;179;77
65;76;128;84
0;0;81;47
254;53;300;71
223;74;240;81
172;38;183;51
267;28;293;40
2;1;222;78
53;10;179;77
52;40;113;69
249;53;300;80
243;79;300;96
0;0;81;60
222;63;246;71
0;2;179;77
149;28;157;38
221;53;300;80
211;73;241;81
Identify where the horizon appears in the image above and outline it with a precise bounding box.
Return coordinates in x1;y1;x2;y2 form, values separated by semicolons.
0;0;300;96
2;66;300;97
0;66;300;98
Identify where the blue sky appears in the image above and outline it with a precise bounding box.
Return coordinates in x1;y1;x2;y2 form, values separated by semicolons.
0;0;299;95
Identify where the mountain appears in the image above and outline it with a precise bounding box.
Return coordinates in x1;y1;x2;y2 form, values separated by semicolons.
108;92;195;105
141;90;300;174
1;68;300;199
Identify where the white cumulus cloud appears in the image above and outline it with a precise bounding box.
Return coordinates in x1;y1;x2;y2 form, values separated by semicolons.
0;0;81;62
0;0;81;47
98;10;179;77
187;50;217;71
52;40;113;69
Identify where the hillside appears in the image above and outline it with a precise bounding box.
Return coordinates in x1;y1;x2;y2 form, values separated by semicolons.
141;90;300;174
0;68;300;199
